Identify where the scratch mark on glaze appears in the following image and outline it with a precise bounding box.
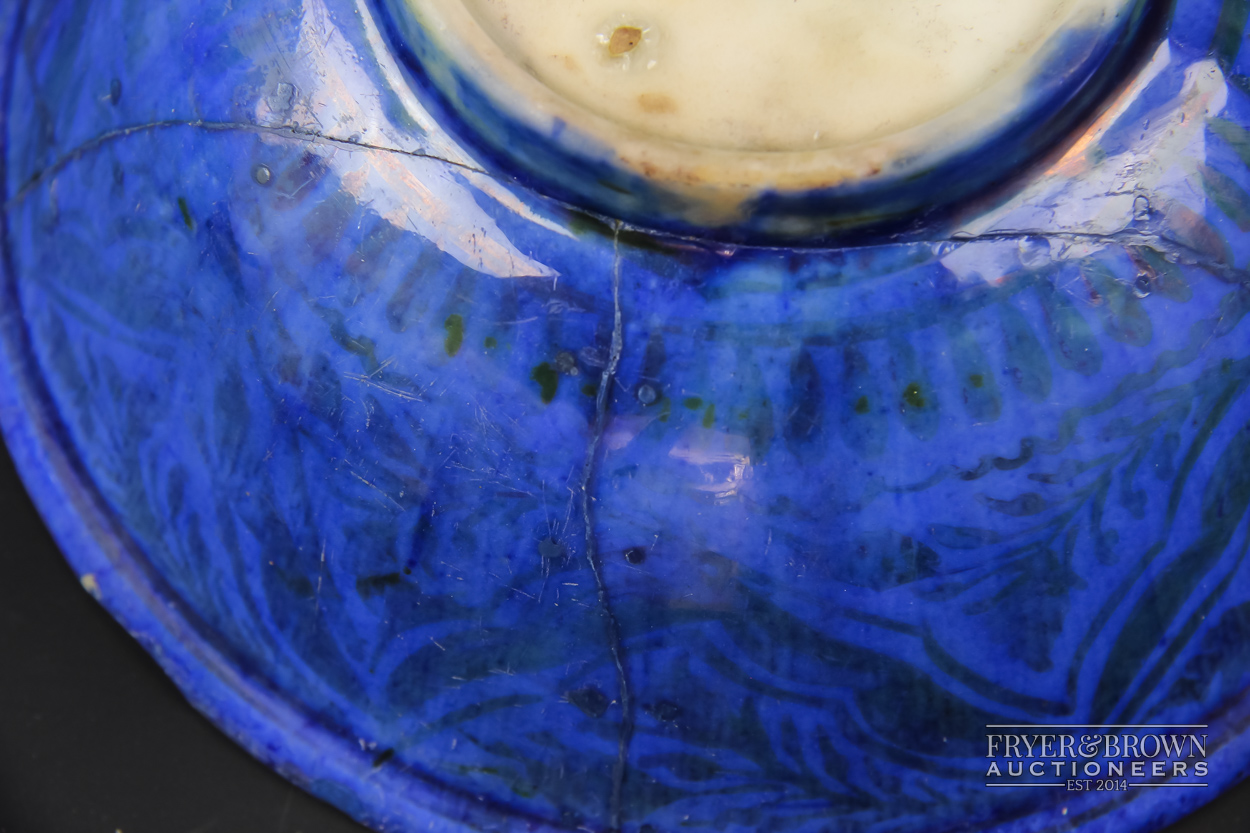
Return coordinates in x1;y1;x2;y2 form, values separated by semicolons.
344;371;426;401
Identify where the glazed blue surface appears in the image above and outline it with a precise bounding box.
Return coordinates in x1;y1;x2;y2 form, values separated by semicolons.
3;1;1250;832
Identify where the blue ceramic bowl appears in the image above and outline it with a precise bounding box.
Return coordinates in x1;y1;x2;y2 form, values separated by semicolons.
2;1;1250;832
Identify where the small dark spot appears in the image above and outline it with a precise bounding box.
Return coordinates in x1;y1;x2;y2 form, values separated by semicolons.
252;163;272;186
701;403;715;429
109;78;122;106
581;383;599;397
177;196;194;230
371;748;395;768
531;362;559;404
566;686;610;718
484;336;498;349
539;537;565;560
902;382;926;409
112;162;124;188
636;383;658;405
402;567;412;575
854;395;870;414
624;546;647;565
682;396;703;410
644;700;682;722
1134;274;1152;297
968;373;984;389
554;350;579;376
444;313;464;357
640;825;659;833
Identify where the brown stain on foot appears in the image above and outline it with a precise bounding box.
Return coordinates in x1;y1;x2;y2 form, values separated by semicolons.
609;26;643;56
637;93;677;114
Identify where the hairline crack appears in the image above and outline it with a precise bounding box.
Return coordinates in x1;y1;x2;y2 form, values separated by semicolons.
577;222;632;832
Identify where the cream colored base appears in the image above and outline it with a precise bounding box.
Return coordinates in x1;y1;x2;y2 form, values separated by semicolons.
457;0;1104;151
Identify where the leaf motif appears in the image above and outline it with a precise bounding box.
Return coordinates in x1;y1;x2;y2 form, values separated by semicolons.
928;525;1003;550
1092;418;1250;721
997;302;1052;400
837;346;888;458
213;363;251;473
1081;260;1153;347
976;492;1048;517
636;753;725;782
201;209;246;299
784;345;823;452
1199;163;1250;232
1127;247;1193;303
1228;74;1250;97
1034;282;1103;376
386;621;604;709
1162;202;1234;267
1152;430;1182;481
1119;445;1150;520
943;322;1002;422
1211;0;1250;72
233;493;366;700
386;247;456;332
302;191;357;261
814;726;849;781
302;352;345;429
342;220;405;295
1215;284;1250;338
1163;602;1250;708
733;344;775;460
1209;117;1250;169
889;337;940;441
824;531;940;590
855;664;1008;758
984;547;1085;672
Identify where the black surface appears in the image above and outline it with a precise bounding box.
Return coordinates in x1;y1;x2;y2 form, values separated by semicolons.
0;437;1248;833
0;441;368;833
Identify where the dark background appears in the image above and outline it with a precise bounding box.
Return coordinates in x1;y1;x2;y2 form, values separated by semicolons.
0;441;1247;833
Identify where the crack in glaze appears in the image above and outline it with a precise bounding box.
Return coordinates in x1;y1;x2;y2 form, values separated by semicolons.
578;223;632;832
2;119;488;210
19;116;1245;287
